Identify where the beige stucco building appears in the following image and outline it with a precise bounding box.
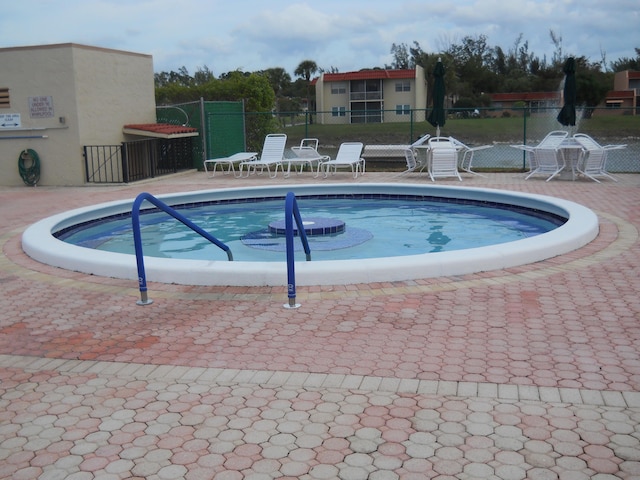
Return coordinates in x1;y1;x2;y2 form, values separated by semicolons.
0;43;156;186
313;67;427;124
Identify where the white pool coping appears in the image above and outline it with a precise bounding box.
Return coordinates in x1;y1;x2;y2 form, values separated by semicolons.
22;183;599;286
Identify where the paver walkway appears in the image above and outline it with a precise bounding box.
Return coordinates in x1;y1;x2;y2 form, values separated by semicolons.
1;171;639;479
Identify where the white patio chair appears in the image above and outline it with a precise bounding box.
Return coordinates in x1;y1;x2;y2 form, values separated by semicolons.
448;137;493;177
287;138;329;177
511;130;568;174
238;133;287;178
573;133;625;183
320;142;365;178
427;137;461;181
395;148;418;176
525;147;565;181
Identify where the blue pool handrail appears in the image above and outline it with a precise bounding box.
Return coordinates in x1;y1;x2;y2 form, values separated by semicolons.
132;192;233;305
285;192;311;308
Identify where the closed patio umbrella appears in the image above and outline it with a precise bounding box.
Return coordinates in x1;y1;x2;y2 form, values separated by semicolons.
427;58;446;136
557;57;576;127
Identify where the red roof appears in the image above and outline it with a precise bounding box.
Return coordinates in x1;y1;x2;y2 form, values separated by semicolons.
319;69;417;82
123;123;199;139
490;92;560;102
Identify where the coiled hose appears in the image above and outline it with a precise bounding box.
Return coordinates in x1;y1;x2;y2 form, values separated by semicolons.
18;149;41;186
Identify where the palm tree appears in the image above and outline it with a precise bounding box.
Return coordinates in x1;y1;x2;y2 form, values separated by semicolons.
294;60;318;112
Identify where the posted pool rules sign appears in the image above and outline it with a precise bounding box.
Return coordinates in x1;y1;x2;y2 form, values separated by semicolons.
29;96;54;118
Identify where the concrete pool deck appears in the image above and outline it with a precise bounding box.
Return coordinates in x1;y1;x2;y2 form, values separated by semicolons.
1;171;639;479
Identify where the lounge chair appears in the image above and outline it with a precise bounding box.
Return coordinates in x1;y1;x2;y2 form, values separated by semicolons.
362;133;431;159
238;133;287;178
320;142;365;178
448;137;493;177
427;137;461;181
573;133;625;183
286;138;329;177
203;152;258;177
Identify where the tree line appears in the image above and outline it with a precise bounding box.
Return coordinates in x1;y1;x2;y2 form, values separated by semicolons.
155;32;639;112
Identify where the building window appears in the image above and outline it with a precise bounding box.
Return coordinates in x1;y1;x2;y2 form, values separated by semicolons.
0;88;9;108
350;79;382;101
332;106;346;117
395;81;410;92
351;102;382;123
396;104;411;115
606;101;622;109
331;83;346;95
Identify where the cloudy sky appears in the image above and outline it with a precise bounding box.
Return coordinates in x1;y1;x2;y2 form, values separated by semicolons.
2;0;638;76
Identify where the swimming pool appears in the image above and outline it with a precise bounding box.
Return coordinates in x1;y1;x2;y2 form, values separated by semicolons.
56;196;564;262
22;183;599;286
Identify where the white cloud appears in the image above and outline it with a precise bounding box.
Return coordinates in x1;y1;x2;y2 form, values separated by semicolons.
1;0;637;75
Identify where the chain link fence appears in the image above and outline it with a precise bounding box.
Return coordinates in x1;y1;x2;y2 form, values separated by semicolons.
243;107;639;173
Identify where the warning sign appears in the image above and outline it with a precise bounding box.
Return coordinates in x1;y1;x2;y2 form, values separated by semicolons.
29;96;54;118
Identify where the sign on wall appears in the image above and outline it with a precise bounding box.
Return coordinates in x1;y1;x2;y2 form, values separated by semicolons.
29;96;54;118
0;113;21;128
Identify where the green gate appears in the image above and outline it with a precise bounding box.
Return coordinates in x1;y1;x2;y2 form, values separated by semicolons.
204;101;246;163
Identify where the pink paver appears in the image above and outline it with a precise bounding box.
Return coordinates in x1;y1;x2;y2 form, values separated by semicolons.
0;172;639;478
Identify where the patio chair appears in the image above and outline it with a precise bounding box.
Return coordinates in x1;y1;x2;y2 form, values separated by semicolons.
286;138;329;177
573;133;625;183
397;148;418;176
203;152;257;177
448;137;493;177
525;147;565;181
511;130;568;174
427;137;461;181
238;133;287;178
320;142;365;178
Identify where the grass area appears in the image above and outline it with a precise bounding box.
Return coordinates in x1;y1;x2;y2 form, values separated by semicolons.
283;112;639;147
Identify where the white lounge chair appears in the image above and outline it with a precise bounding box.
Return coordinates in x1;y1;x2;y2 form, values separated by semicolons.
320;142;365;178
362;133;431;159
573;133;625;183
448;137;493;177
286;138;329;177
427;137;461;181
238;133;287;178
203;152;258;177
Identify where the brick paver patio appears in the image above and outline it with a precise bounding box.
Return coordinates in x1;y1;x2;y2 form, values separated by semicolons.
1;171;639;479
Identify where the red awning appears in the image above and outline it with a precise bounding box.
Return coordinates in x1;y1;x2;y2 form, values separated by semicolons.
123;123;199;139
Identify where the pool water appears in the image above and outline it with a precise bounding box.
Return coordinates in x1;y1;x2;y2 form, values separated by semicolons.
58;197;564;262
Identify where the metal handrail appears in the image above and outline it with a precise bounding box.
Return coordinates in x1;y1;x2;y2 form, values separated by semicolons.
132;192;232;305
284;192;311;309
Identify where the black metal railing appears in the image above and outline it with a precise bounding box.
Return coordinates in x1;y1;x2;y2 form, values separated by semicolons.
84;137;194;184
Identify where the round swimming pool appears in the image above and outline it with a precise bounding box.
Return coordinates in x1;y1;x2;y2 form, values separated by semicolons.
22;183;599;286
56;196;564;261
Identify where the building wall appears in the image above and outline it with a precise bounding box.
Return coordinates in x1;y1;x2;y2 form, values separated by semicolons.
382;65;426;122
0;43;155;186
613;71;629;91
